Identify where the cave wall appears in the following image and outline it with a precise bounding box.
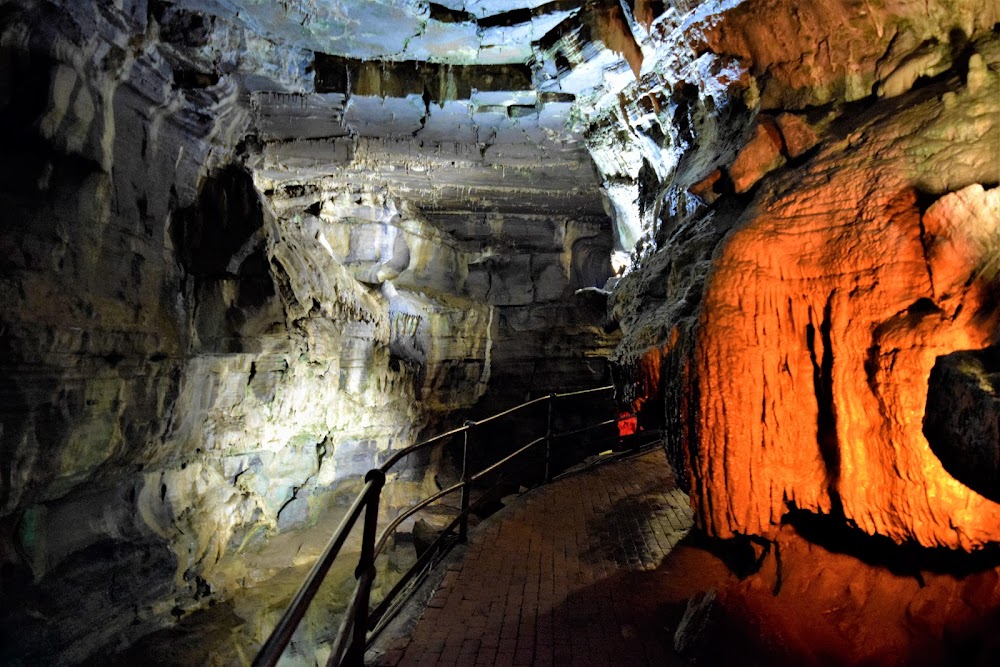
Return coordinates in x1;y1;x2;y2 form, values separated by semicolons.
600;0;1000;550
247;72;625;408
0;3;255;658
0;1;619;662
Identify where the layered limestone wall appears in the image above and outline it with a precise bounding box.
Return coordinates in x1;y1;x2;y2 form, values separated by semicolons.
1;3;255;659
0;1;618;662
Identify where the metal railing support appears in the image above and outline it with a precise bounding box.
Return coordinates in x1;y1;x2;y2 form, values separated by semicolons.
253;478;377;667
544;393;556;483
344;469;385;666
459;421;474;542
253;384;618;667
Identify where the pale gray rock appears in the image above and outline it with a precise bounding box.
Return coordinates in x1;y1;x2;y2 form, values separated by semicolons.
0;1;620;663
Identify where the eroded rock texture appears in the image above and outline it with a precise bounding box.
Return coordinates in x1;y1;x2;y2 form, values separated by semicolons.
603;0;1000;551
692;140;1000;551
592;3;1000;660
0;1;618;662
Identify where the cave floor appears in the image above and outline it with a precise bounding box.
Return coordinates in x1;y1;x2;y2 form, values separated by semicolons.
370;449;721;667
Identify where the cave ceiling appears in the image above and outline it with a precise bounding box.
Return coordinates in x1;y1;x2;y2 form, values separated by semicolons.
171;0;577;65
154;0;665;227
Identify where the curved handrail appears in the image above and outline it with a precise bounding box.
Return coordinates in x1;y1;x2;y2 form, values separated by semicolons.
553;417;618;439
470;436;546;482
378;423;470;474
252;473;382;667
553;385;614;399
253;384;625;667
372;482;464;559
471;394;549;426
376;386;610;475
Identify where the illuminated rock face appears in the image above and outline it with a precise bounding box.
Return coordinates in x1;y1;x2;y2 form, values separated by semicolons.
0;1;617;662
612;23;1000;550
693;174;1000;551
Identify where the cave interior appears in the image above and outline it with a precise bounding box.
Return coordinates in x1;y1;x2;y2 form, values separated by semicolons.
1;0;1000;665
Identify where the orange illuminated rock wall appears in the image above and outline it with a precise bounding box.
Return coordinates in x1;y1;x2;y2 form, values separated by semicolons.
703;0;1000;108
685;73;1000;550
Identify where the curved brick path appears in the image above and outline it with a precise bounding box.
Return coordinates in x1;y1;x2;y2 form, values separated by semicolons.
372;449;694;666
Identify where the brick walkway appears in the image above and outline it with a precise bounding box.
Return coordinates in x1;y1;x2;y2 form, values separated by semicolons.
373;449;694;666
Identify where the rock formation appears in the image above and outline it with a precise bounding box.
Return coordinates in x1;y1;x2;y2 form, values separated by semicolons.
604;0;1000;551
589;3;1000;661
0;1;618;662
2;0;1000;663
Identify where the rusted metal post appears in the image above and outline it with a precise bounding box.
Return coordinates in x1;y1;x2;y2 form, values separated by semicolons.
544;393;556;483
459;421;474;542
345;469;385;666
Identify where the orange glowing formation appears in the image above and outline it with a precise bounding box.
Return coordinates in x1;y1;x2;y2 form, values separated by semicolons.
684;175;1000;551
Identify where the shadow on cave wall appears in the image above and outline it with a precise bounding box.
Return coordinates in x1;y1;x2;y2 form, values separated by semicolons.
169;163;280;354
924;346;1000;505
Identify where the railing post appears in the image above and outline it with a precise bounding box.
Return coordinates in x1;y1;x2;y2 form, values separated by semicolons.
345;469;385;666
459;421;474;542
544;393;556;483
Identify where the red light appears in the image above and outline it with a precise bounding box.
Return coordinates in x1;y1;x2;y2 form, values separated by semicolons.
618;414;638;437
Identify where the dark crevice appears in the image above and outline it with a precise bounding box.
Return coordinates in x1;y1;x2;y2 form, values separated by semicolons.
413;86;432;137
783;509;1000;577
172;70;219;90
915;200;936;296
313;55;533;99
906;297;941;318
863;342;881;397
170;164;264;278
478;0;583;29
806;295;840;486
538;12;585;51
427;3;476;23
539;91;575;103
924;347;1000;503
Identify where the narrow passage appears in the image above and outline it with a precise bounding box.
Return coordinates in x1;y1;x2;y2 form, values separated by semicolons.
374;449;695;666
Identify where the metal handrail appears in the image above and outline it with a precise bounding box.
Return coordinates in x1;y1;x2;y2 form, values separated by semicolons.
253;472;382;667
377;424;468;475
372;482;464;558
552;385;613;399
553;417;618;439
377;386;612;475
253;383;625;667
365;485;499;636
471;394;549;426
470;436;546;482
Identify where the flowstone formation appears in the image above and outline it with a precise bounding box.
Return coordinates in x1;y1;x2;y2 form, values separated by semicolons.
598;0;1000;549
595;0;1000;661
